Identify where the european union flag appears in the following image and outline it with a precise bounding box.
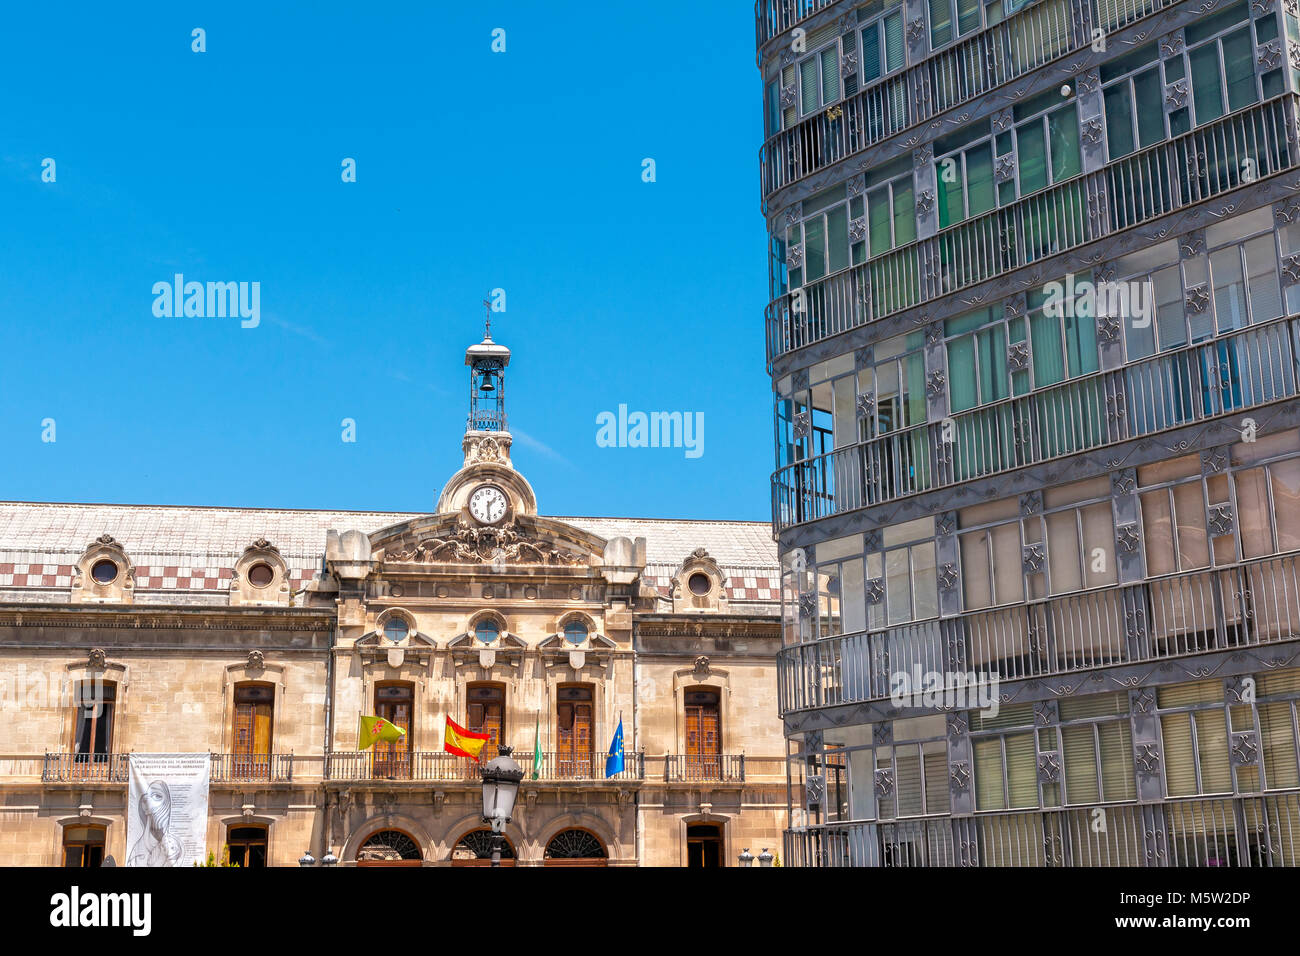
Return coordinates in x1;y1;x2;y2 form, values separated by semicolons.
605;717;625;778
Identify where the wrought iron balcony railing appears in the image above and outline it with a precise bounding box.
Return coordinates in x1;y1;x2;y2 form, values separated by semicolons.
778;549;1300;715
766;93;1296;366
41;752;129;783
664;754;746;782
210;752;294;783
784;791;1300;865
40;752;295;783
773;312;1300;531
324;750;646;782
759;0;1171;201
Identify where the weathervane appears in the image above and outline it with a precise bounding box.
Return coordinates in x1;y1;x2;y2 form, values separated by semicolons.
483;297;492;340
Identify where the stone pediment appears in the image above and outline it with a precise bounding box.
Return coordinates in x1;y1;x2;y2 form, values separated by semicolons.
372;515;602;569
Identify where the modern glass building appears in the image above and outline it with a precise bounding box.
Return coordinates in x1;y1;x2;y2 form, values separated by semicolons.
759;0;1300;865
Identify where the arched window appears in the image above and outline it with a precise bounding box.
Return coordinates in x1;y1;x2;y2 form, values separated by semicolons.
356;829;422;865
63;825;106;867
227;825;268;868
450;828;516;866
543;828;607;866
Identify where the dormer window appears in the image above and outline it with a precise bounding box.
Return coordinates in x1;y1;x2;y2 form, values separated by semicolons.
90;560;119;585
247;563;274;588
688;572;712;596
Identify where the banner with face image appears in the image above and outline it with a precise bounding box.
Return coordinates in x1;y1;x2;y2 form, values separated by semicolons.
126;754;210;867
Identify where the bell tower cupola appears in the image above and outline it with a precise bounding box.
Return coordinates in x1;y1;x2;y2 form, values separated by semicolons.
466;305;510;436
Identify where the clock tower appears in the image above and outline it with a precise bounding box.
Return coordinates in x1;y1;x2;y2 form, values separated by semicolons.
434;318;539;519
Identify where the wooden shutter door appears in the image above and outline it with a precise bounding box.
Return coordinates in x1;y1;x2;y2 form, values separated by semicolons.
234;685;273;779
374;685;412;779
685;691;721;779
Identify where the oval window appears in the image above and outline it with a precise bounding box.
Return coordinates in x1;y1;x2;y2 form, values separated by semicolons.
90;560;118;584
248;563;274;588
688;572;712;596
475;619;500;644
563;620;588;644
384;618;409;642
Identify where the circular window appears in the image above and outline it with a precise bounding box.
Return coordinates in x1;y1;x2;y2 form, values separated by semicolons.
688;572;712;596
383;618;409;643
563;620;588;644
248;563;274;588
90;560;118;585
475;618;500;644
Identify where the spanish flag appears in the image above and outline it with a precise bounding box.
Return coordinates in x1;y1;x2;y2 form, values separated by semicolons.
358;715;405;750
444;717;490;762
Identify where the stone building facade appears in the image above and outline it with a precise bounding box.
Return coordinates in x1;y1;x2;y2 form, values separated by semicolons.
0;331;784;866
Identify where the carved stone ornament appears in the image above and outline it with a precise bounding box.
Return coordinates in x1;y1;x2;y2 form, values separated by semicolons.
244;537;280;556
383;518;586;567
247;649;265;669
87;648;107;669
692;655;711;678
464;435;507;463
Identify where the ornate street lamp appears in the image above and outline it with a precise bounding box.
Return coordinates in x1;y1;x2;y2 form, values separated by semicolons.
738;848;754;867
321;851;339;867
298;851;316;868
480;744;524;867
759;848;774;867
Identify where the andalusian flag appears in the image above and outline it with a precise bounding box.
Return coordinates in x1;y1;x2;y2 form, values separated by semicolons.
531;713;541;781
444;717;490;762
358;715;405;751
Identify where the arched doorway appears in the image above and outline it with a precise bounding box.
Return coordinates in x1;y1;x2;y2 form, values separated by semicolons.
449;827;516;867
542;828;608;867
687;823;724;867
355;829;423;867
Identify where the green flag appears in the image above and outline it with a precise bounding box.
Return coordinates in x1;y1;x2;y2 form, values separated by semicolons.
532;712;541;780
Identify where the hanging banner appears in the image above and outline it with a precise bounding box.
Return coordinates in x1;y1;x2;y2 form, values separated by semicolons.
126;754;210;867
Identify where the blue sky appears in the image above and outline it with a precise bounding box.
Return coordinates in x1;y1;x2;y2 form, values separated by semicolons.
0;2;772;521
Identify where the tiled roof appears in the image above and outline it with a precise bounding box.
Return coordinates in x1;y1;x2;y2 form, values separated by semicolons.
0;501;779;605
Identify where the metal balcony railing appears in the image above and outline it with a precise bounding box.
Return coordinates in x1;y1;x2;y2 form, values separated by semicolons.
759;0;1173;201
778;549;1300;715
324;750;646;782
784;791;1300;865
41;752;129;783
209;752;294;783
766;94;1297;366
664;754;746;782
755;0;838;48
773;312;1300;530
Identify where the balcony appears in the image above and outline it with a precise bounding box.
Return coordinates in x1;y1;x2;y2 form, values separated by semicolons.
784;791;1300;866
773;313;1300;531
41;752;129;783
324;750;647;782
759;0;1172;202
766;94;1296;367
755;0;837;48
778;549;1300;715
664;753;746;783
40;752;295;783
209;752;294;783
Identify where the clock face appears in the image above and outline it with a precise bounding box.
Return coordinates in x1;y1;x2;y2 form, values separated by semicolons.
469;485;508;524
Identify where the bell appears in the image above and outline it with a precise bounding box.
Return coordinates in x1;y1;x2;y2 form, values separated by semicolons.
479;371;495;392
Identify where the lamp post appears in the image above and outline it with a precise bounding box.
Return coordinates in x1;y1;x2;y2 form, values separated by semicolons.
738;848;754;867
758;848;774;867
298;851;315;868
480;744;524;867
321;852;339;867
